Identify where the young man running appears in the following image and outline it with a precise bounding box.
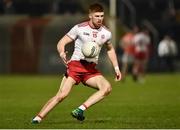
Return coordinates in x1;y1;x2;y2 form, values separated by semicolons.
32;3;121;123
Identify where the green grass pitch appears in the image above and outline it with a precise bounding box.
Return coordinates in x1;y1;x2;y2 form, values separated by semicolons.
0;73;180;129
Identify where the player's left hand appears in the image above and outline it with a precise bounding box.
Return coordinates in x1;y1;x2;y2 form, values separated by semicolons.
114;66;121;81
115;70;122;81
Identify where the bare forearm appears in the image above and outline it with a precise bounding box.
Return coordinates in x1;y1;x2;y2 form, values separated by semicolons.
57;35;74;65
107;47;119;68
107;47;121;81
57;35;73;55
57;37;66;55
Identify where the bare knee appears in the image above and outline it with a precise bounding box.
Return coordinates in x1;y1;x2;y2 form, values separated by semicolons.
102;84;112;96
54;92;68;103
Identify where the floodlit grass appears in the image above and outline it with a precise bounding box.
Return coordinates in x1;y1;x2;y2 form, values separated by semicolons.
0;73;180;129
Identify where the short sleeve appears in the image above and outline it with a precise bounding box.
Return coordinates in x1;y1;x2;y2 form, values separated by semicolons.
106;32;112;44
66;25;78;40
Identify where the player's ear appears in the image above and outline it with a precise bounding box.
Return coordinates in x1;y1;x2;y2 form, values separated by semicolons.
89;14;92;19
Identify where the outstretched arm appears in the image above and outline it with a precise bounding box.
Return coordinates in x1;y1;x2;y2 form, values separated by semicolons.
105;43;121;81
57;35;74;65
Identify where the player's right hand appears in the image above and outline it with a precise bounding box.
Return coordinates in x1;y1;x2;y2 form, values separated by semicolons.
60;51;68;67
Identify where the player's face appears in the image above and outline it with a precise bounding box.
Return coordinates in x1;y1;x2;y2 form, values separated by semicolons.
89;12;104;28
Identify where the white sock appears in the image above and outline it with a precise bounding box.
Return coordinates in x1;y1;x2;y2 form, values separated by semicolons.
78;104;87;111
33;116;42;122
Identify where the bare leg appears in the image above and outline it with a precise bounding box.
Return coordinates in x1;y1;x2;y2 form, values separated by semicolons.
132;60;139;81
35;76;76;120
122;62;128;80
83;75;112;108
138;59;147;83
70;75;112;121
38;76;66;116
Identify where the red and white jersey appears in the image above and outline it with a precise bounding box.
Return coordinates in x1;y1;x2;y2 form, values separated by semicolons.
66;21;112;63
133;32;150;52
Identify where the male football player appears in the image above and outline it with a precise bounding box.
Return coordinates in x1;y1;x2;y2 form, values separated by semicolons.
32;3;121;123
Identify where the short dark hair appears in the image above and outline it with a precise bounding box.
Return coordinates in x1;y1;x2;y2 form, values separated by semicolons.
89;3;104;13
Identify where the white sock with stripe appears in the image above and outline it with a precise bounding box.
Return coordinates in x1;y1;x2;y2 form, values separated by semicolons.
78;104;87;111
33;115;42;122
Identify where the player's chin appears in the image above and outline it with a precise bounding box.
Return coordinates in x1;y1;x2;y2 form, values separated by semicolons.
96;23;102;27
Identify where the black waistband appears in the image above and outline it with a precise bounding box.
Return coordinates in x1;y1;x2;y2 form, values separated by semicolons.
80;60;95;64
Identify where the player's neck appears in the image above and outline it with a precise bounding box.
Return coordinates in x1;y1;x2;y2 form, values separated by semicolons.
88;21;101;29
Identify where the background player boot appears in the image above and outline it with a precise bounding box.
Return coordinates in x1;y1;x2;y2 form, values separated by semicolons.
71;108;85;121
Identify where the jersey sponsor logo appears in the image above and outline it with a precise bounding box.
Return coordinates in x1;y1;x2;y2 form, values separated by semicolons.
83;32;90;36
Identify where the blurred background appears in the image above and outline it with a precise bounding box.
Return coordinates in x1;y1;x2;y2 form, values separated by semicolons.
0;0;179;75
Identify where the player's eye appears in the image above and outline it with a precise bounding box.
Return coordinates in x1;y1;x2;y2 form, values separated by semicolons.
94;15;104;18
